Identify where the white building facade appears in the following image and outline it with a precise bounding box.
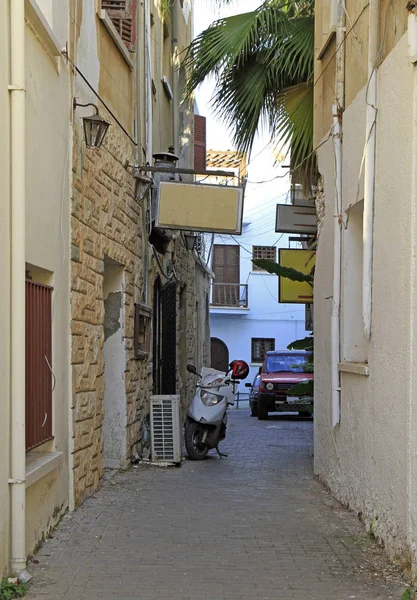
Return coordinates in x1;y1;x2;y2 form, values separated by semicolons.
207;151;310;386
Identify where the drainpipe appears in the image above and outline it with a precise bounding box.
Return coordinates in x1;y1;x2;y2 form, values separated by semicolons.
143;0;153;305
145;0;152;163
9;0;29;579
330;0;345;428
363;0;379;337
331;106;342;428
172;0;179;156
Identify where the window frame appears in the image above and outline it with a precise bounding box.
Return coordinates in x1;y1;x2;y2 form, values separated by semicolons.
251;337;275;364
252;246;276;271
26;279;54;452
99;0;136;69
134;303;152;360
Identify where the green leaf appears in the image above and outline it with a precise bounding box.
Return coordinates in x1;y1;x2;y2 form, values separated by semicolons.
287;379;313;396
252;258;314;283
183;0;315;185
287;336;313;351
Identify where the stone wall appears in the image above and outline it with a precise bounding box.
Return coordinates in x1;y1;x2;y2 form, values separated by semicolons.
71;115;146;506
149;237;211;418
71;116;211;506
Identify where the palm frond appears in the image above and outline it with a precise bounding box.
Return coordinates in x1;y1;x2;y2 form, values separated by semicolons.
183;1;315;185
273;82;315;189
252;258;314;283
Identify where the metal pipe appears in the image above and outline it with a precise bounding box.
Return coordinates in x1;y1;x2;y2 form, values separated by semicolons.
330;0;345;427
331;107;342;428
9;0;29;578
363;0;379;337
145;0;152;162
172;0;179;155
137;165;236;177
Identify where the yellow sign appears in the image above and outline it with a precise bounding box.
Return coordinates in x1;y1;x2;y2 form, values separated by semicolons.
278;249;315;304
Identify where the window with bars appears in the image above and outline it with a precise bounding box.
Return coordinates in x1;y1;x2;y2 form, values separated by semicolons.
26;280;53;451
102;0;137;50
251;338;275;363
252;246;276;270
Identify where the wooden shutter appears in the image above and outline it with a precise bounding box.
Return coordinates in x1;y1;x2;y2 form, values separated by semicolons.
194;115;206;172
213;245;239;284
26;281;53;451
212;245;240;306
102;0;137;50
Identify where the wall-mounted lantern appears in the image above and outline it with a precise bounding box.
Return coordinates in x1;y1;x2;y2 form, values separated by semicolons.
73;99;110;148
183;232;196;251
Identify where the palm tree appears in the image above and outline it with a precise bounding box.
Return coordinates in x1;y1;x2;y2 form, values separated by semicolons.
183;0;315;188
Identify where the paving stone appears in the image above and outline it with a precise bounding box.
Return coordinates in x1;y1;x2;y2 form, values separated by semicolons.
26;410;406;599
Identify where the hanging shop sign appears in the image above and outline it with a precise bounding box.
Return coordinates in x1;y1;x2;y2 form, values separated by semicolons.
276;204;317;234
279;249;315;304
156;181;244;234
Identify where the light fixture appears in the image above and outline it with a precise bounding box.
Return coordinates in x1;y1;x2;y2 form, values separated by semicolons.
184;232;196;251
73;99;110;148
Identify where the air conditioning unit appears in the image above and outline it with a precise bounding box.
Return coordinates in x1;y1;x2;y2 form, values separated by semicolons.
150;395;182;465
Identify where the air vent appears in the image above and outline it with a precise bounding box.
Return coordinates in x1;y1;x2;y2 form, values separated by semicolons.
150;395;181;464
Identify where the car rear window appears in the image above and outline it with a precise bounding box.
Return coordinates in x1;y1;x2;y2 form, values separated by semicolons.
264;354;309;373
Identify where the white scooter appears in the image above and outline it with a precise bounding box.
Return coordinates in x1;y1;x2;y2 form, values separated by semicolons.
184;360;249;460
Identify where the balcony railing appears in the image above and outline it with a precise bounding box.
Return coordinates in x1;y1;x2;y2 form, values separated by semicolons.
211;283;248;308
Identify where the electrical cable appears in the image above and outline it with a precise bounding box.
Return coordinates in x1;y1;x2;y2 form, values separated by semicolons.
152;245;176;281
63;51;138;146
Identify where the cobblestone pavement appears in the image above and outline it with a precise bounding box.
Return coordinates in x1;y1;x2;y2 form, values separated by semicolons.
26;410;406;600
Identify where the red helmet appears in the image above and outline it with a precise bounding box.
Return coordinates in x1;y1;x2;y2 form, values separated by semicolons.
229;359;249;380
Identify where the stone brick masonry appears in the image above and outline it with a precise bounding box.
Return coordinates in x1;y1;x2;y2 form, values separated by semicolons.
71;114;211;508
71;118;144;506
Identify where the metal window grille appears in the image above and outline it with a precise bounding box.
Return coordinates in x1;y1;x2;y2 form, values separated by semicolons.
195;233;203;255
251;338;275;363
102;0;136;49
252;246;276;270
26;280;53;451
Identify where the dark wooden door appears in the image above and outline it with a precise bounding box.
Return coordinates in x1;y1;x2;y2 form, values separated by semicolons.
161;281;177;394
153;276;163;395
211;337;229;372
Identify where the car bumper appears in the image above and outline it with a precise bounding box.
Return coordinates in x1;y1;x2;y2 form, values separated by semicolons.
259;392;313;413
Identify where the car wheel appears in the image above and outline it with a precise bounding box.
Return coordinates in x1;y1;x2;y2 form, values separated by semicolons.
250;402;258;417
257;400;268;420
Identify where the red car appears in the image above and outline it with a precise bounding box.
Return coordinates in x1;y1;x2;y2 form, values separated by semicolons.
257;350;313;420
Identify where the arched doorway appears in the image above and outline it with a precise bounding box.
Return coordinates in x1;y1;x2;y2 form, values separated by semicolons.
211;337;229;372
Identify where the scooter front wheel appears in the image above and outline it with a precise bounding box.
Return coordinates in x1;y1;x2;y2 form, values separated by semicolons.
184;422;209;460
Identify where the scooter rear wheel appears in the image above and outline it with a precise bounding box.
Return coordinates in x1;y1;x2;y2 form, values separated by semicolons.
185;422;209;460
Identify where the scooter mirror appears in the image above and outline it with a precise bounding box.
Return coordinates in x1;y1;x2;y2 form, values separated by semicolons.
187;364;198;375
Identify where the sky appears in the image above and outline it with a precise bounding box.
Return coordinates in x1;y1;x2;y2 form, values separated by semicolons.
192;0;292;223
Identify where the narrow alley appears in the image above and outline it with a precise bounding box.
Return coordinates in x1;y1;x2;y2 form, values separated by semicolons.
25;411;404;600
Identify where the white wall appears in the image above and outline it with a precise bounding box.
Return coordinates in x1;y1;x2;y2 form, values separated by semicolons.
315;33;415;570
103;262;126;469
211;315;308;385
24;0;71;557
210;170;308;386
